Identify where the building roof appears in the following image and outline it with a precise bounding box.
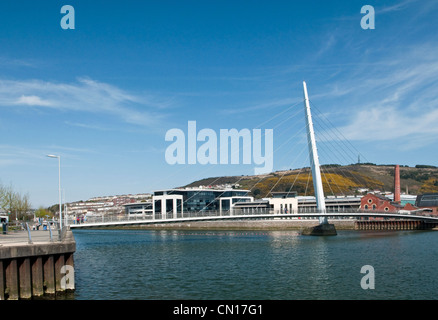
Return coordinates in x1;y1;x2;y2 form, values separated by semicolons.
154;188;250;193
416;193;438;207
270;191;297;198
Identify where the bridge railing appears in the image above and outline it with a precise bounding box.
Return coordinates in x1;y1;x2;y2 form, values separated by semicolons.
66;208;437;226
66;209;357;226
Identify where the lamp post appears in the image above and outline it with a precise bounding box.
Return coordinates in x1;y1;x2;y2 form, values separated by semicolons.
47;154;62;232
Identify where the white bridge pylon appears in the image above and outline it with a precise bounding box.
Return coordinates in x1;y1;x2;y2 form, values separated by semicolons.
303;81;327;225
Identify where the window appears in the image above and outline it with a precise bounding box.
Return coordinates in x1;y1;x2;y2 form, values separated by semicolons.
384;207;389;212
154;200;162;213
221;199;230;210
166;199;174;213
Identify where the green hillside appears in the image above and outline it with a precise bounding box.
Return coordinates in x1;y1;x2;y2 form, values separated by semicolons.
184;164;438;198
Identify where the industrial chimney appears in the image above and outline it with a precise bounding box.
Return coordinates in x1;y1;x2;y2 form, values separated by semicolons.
394;164;401;203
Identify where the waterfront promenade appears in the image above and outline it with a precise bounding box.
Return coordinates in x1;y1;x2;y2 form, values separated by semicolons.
0;229;60;245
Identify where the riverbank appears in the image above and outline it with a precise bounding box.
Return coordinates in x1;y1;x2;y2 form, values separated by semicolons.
111;219;356;231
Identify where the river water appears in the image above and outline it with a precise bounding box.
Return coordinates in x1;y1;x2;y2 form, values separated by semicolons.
71;229;438;300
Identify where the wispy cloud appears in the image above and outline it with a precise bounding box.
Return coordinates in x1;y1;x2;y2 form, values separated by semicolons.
64;121;112;131
0;56;38;68
315;43;438;149
220;97;300;115
0;143;105;168
379;0;420;14
0;77;173;126
0;144;48;167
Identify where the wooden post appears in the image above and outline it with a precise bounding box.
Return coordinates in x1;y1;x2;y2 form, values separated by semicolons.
44;255;55;295
64;253;75;291
19;258;32;299
5;259;19;300
55;254;65;293
0;260;5;300
32;257;44;297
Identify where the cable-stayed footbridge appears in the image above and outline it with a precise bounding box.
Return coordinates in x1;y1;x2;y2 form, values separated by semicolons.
67;82;437;234
68;209;438;229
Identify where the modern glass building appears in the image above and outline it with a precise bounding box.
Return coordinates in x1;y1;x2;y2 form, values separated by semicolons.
153;188;253;219
122;188;254;219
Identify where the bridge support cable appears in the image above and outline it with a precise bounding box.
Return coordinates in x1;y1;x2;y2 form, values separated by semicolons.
186;102;305;215
156;100;305;216
305;99;374;212
309;100;370;165
308;100;376;212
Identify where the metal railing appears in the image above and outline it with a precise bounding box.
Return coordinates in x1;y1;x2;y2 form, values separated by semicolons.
65;207;438;228
66;209;357;226
0;222;61;245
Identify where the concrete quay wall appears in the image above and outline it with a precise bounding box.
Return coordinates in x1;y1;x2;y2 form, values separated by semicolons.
119;219;357;231
113;218;438;232
0;229;76;300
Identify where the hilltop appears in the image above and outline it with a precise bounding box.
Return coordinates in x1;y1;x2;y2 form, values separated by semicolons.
184;164;438;198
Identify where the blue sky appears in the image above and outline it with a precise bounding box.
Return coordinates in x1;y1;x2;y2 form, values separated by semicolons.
1;0;438;208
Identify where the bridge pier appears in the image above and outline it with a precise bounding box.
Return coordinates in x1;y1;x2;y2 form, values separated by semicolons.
301;223;337;236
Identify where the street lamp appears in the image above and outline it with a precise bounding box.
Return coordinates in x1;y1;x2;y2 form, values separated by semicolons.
47;154;62;232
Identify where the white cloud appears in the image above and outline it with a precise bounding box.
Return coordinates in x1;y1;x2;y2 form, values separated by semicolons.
312;43;438;150
15;95;53;106
0;77;171;126
335;106;438;141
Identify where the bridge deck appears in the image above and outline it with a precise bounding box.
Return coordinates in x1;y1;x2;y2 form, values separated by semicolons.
68;212;438;229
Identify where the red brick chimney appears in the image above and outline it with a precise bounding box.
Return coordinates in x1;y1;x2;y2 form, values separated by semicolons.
394;164;401;203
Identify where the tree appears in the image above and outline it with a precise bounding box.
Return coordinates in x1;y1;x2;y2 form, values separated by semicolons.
0;183;14;214
14;192;31;220
0;182;32;220
35;206;53;219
